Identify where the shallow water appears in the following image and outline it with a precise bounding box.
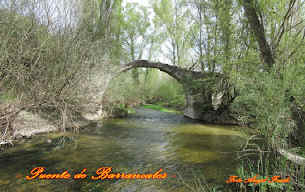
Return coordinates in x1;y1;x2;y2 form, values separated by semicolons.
0;107;246;192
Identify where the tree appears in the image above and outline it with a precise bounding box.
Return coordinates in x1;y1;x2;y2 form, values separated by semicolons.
186;0;234;73
79;0;123;65
238;0;305;147
0;0;115;132
241;0;275;71
121;3;151;83
153;0;192;67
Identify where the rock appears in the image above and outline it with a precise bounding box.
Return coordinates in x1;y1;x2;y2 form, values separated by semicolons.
112;107;128;118
81;109;104;121
12;110;57;138
14;133;23;140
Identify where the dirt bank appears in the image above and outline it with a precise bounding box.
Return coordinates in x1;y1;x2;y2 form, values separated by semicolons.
0;102;91;146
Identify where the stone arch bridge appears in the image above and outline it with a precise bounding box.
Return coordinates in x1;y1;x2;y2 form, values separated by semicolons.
116;60;237;124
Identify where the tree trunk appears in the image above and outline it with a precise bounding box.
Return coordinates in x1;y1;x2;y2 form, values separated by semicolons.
242;0;275;71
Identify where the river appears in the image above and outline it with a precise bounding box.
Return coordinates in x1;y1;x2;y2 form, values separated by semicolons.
0;107;246;192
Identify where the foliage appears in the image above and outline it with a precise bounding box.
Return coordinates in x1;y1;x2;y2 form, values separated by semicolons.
103;69;185;115
142;104;180;113
229;1;305;190
120;2;151;82
152;77;185;109
0;1;111;131
0;0;305;190
187;0;234;72
152;0;193;67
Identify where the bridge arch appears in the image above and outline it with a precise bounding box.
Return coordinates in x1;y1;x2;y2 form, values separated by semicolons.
114;60;236;124
118;60;204;84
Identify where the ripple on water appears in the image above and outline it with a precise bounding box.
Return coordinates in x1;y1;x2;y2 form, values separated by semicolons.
0;108;247;191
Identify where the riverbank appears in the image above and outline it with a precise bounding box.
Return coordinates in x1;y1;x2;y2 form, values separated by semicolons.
0;100;91;146
142;104;182;114
0;101;57;145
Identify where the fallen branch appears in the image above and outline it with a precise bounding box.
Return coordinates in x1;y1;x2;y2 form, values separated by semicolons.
277;148;305;166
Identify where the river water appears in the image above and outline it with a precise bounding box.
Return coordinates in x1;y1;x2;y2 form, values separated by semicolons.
0;107;246;192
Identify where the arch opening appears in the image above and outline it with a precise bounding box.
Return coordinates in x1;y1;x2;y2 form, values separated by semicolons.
103;65;186;114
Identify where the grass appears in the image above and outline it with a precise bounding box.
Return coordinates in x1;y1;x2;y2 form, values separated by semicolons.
127;107;136;114
142;104;181;114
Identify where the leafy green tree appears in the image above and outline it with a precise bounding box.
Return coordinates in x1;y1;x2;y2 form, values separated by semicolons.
187;0;234;72
121;2;151;83
79;0;123;64
152;0;192;67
